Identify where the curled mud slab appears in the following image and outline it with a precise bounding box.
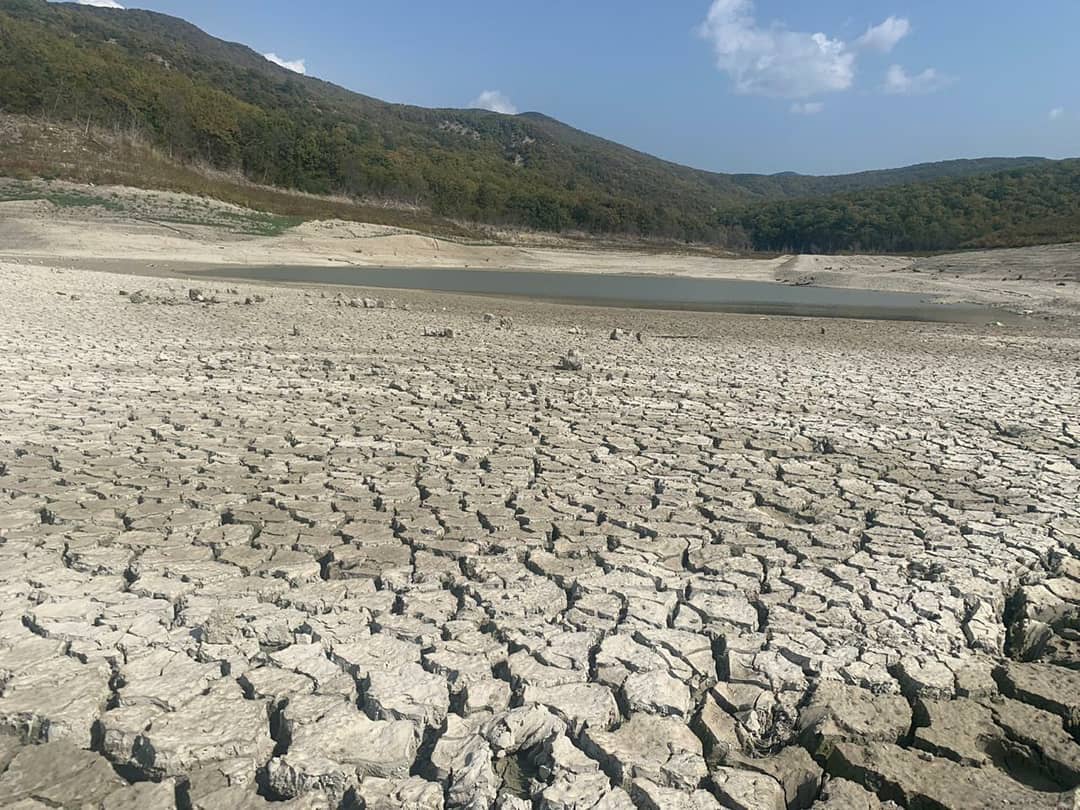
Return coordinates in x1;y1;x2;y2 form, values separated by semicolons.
0;262;1077;809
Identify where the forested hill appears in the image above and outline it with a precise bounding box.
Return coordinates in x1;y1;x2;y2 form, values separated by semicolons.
0;0;1076;251
719;160;1080;253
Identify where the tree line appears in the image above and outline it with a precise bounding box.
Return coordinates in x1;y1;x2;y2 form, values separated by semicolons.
2;0;1078;251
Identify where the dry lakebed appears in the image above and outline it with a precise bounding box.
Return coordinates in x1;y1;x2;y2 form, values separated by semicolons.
0;198;1078;809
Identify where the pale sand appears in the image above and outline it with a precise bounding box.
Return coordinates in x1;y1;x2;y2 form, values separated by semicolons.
1;181;1078;317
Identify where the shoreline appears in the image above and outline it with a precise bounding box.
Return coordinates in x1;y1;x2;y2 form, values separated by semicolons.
0;179;1076;325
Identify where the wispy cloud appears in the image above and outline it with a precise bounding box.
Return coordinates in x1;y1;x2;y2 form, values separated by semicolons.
470;90;518;115
699;2;938;104
1049;107;1065;121
75;0;124;7
855;16;911;53
264;53;307;75
698;0;855;98
883;64;952;95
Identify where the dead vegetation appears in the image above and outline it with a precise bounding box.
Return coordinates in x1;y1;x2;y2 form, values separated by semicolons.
0;114;737;257
0;113;483;239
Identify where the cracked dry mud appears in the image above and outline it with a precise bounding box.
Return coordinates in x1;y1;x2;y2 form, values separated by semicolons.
0;261;1078;810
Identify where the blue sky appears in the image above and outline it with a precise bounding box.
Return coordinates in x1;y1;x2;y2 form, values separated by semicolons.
71;0;1079;175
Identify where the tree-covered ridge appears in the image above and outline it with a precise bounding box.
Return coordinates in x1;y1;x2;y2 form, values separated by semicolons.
0;0;1076;251
718;162;1080;253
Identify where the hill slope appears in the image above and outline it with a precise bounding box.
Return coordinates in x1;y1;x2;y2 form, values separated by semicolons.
719;160;1080;252
0;0;1074;249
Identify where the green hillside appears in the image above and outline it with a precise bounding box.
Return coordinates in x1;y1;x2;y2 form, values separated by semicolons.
719;161;1080;253
0;0;1075;250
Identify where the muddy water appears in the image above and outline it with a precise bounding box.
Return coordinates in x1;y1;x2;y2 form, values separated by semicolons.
193;265;1006;322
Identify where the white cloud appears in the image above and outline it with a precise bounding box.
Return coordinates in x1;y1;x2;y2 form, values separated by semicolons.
791;101;825;115
855;16;910;52
264;53;307;75
469;90;518;115
698;0;855;98
884;64;951;95
1049;107;1065;121
75;0;124;7
700;2;930;101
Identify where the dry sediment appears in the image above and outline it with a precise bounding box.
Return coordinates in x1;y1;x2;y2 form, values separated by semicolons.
3;181;1079;319
0;262;1078;809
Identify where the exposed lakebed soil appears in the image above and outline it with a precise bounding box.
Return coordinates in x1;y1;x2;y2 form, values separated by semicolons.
0;259;1077;808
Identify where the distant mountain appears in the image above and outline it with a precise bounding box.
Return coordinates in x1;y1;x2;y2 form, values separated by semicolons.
0;0;1073;249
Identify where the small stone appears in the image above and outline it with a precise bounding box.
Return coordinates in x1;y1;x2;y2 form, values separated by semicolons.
423;327;455;338
557;349;583;371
